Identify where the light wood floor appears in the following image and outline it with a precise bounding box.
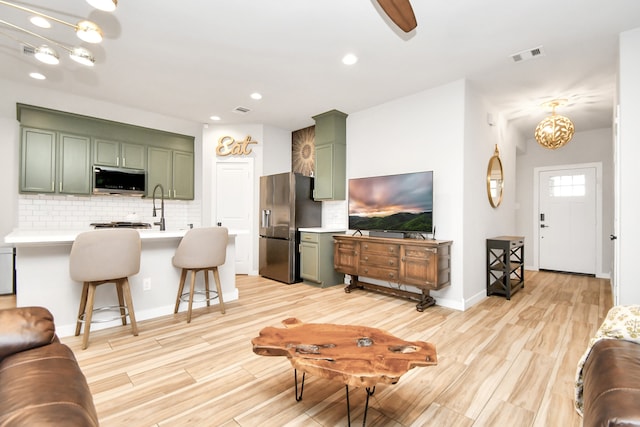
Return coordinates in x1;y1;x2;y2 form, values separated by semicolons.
59;271;611;427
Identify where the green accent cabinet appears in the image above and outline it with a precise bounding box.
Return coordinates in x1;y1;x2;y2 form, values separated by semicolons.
147;147;194;200
58;133;91;195
94;139;146;169
20;128;56;193
300;231;344;287
147;147;172;198
172;150;194;200
20;129;91;195
312;110;347;201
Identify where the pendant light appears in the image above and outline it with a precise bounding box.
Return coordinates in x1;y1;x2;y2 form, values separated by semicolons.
534;99;575;150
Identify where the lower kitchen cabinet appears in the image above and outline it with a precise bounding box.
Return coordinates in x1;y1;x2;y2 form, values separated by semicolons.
300;231;344;287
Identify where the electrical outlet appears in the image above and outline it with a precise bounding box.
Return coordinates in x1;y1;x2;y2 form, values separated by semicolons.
143;278;151;291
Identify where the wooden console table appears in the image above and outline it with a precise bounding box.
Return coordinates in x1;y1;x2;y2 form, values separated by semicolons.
333;235;452;311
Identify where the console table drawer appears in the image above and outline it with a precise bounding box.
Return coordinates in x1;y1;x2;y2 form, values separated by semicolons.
360;266;398;281
361;253;398;267
361;242;399;256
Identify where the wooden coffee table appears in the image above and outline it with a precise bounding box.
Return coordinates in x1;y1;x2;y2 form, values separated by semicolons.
251;318;437;426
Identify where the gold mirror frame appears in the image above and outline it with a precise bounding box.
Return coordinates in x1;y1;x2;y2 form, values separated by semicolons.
487;145;504;208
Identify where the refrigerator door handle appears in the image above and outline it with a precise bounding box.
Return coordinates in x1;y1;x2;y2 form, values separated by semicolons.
262;209;271;228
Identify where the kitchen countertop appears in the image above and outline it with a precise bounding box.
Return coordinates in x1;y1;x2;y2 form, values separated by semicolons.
4;228;239;246
298;228;347;233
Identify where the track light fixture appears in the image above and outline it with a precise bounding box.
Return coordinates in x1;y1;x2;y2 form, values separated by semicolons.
0;0;117;67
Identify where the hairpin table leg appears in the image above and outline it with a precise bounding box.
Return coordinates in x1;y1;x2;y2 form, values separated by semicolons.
294;369;305;402
345;385;376;426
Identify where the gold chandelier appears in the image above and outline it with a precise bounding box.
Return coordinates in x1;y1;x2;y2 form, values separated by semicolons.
534;99;575;150
0;0;117;67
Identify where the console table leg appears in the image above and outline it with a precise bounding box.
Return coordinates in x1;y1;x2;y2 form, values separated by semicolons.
416;291;436;312
344;275;360;293
345;385;376;427
294;369;305;402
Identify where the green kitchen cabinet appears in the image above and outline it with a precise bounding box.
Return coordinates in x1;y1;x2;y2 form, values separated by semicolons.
20;129;91;195
58;133;91;195
20;128;56;193
299;231;344;287
94;139;146;169
312;110;347;201
147;147;194;200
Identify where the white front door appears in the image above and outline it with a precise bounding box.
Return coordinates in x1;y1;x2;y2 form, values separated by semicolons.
538;166;597;274
215;159;253;274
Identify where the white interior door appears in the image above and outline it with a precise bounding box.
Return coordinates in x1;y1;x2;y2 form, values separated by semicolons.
538;167;597;274
215;159;253;274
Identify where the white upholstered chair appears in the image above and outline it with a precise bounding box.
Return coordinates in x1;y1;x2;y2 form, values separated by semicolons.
173;227;228;323
70;228;141;349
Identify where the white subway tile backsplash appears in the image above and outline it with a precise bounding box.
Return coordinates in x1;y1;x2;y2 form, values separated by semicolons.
18;194;200;230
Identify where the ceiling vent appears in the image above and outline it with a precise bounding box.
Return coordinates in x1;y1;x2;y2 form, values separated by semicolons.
233;106;251;114
22;44;35;56
510;46;545;63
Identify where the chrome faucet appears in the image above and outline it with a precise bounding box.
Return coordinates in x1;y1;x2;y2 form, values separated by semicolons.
152;184;166;231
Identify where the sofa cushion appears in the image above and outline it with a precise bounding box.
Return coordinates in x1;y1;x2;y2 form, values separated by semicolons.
0;307;56;359
0;341;99;426
582;339;640;427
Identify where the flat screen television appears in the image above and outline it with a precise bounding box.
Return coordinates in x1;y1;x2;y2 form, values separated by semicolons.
348;171;433;235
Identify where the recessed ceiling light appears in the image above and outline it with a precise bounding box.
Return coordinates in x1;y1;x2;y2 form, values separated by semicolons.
29;72;46;80
250;92;262;100
30;16;51;28
210;115;221;121
342;53;358;65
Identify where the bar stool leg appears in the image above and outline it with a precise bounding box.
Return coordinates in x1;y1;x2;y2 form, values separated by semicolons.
187;270;197;323
116;279;127;326
212;267;225;314
82;284;97;350
76;282;89;336
204;269;211;308
174;269;187;314
121;278;138;336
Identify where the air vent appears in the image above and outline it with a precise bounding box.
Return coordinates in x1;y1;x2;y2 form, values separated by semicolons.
22;44;35;56
510;46;545;63
233;106;251;114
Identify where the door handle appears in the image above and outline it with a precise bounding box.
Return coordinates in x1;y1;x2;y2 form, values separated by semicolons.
540;224;550;228
610;234;618;240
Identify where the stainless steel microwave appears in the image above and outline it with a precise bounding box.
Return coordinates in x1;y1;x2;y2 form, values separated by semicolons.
93;166;146;195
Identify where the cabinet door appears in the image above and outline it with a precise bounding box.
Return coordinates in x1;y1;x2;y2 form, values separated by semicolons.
313;143;345;201
400;245;437;288
94;139;119;166
172;150;194;200
147;147;172;197
122;143;146;169
59;133;91;195
20;128;56;193
300;241;320;282
333;239;359;275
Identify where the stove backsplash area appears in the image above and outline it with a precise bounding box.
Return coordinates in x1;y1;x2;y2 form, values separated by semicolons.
18;194;201;230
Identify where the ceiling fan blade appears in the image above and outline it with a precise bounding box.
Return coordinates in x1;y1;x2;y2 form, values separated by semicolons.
376;0;417;32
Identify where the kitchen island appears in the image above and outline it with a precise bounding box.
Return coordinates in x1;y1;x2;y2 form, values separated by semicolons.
4;228;238;337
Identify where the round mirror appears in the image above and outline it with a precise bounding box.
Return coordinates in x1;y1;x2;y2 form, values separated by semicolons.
487;145;504;208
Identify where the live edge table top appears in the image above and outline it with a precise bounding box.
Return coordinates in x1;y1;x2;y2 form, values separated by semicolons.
251;318;437;389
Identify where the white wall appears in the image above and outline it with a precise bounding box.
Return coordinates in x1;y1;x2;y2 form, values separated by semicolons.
618;27;640;304
515;128;614;277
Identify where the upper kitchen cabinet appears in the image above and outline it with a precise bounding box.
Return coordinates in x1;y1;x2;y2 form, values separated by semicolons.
20;128;56;193
147;147;194;200
94;139;146;169
20;128;91;195
312;109;347;201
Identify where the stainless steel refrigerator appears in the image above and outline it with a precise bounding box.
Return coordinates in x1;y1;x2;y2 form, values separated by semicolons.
259;172;321;283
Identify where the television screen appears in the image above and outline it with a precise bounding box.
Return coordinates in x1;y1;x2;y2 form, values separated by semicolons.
348;171;433;234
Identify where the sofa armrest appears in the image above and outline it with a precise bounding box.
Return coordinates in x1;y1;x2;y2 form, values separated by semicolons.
0;307;56;359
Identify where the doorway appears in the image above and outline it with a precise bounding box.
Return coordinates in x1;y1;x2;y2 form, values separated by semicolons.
533;163;602;275
215;158;254;274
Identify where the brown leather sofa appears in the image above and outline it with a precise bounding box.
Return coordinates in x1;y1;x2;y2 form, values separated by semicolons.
0;306;99;426
582;338;640;427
